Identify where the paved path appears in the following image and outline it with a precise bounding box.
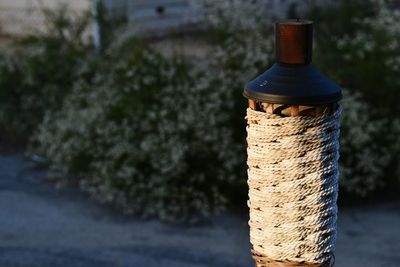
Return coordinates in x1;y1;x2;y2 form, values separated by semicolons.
0;153;399;267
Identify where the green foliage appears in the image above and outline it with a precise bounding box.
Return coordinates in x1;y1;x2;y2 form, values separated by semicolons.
36;44;238;222
0;5;95;144
340;90;392;195
33;1;276;222
309;0;400;115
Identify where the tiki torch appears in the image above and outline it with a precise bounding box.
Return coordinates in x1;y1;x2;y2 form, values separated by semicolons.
244;20;342;267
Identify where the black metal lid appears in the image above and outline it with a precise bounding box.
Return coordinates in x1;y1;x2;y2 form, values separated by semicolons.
244;63;342;105
243;20;342;105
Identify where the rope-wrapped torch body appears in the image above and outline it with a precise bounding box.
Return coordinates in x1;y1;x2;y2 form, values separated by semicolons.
246;107;341;266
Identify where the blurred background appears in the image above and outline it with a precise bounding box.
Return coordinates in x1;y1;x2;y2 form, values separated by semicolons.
0;0;399;266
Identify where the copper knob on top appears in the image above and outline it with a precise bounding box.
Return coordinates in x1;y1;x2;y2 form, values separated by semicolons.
275;20;313;65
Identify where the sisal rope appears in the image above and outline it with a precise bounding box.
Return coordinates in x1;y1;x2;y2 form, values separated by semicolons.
246;106;341;265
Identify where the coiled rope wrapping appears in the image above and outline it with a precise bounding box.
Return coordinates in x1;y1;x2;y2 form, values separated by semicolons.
246;107;341;265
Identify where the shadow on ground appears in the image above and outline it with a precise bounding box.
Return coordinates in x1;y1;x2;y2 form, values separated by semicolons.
0;154;399;267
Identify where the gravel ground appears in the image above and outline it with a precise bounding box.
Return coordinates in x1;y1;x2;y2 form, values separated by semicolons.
0;153;399;267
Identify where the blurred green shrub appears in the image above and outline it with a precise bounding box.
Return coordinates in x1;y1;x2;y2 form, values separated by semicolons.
36;44;240;222
0;5;95;144
340;89;393;195
34;1;275;222
309;0;400;115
